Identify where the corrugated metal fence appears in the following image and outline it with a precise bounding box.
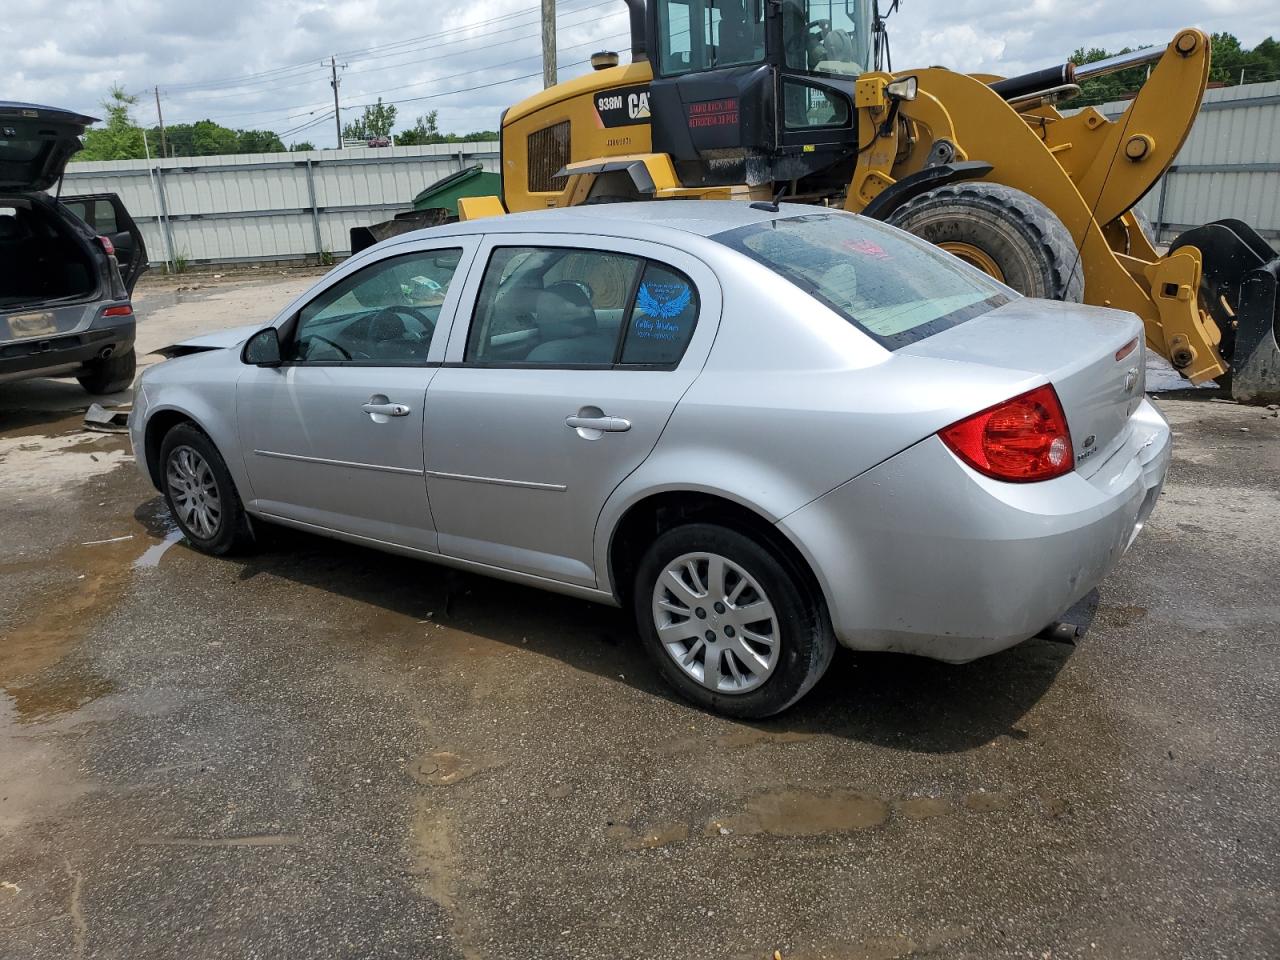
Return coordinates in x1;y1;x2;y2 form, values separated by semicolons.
59;79;1279;267
62;142;499;267
1099;80;1280;244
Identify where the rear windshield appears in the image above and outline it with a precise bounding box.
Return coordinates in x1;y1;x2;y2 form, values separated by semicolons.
713;213;1012;349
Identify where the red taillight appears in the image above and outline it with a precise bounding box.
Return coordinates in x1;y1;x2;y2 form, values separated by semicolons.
97;235;115;256
1115;337;1138;361
102;304;133;317
939;384;1074;482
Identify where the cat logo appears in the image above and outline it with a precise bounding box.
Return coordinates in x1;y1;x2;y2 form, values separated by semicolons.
628;91;651;120
595;84;652;128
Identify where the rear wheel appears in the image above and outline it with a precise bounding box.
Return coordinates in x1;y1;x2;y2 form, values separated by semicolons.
159;424;255;556
77;347;136;395
887;182;1084;302
632;523;835;718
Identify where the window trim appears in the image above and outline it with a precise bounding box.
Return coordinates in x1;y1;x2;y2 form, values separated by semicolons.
460;244;701;372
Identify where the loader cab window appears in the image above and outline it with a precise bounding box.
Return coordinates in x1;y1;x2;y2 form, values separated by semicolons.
657;0;766;75
781;0;873;77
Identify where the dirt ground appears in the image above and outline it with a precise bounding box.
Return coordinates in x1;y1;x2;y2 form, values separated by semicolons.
1;274;1277;960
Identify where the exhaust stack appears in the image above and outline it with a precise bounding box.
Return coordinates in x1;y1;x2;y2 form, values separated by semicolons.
623;0;646;62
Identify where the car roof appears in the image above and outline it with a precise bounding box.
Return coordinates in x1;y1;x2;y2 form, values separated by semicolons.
414;200;830;244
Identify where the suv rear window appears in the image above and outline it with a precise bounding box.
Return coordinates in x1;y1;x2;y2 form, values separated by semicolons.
713;213;1011;349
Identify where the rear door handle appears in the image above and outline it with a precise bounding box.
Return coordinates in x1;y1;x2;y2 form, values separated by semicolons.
362;402;411;417
565;415;631;433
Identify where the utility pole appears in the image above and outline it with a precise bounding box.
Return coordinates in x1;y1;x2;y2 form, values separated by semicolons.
154;86;168;158
330;56;343;148
541;0;557;89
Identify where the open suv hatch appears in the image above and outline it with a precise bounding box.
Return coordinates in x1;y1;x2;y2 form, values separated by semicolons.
1;101;147;395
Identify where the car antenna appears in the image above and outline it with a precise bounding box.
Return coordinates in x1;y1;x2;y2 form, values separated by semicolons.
750;185;787;214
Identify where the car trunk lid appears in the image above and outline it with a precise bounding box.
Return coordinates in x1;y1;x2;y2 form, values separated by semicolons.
898;297;1146;477
0;102;96;192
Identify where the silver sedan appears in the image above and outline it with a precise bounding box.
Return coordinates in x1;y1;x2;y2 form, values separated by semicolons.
130;201;1171;717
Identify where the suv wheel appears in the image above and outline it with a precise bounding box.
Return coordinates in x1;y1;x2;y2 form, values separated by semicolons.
632;523;835;718
159;424;255;555
77;347;136;395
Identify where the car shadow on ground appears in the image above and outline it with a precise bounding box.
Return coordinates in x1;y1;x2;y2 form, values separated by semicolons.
0;379;128;434
146;504;1076;755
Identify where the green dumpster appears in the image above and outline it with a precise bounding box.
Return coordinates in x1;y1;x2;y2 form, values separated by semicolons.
412;165;501;216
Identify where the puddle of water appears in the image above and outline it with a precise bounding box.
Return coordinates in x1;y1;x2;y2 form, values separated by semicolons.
963;790;1013;813
0;695;94;830
622;822;689;850
895;796;953;820
711;789;889;837
662;728;817;755
134;528;184;569
410;751;494;787
411;798;482;960
0;535;139;699
4;671;116;725
1;503;182;723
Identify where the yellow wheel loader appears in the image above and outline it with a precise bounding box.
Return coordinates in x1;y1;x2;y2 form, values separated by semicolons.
461;0;1280;402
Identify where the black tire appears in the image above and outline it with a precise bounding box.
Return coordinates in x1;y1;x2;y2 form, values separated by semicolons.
632;523;835;719
76;347;136;395
159;423;255;556
887;182;1085;302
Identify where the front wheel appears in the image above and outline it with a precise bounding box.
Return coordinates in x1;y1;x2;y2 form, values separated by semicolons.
887;182;1084;302
159;423;255;555
632;523;835;718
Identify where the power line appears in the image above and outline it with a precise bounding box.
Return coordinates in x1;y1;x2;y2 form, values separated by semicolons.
163;2;625;107
169;30;627;126
157;0;612;94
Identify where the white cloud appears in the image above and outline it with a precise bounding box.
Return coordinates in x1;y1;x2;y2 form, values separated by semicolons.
6;0;1276;145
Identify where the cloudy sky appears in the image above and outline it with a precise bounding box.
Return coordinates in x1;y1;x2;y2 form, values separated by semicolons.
6;0;1277;146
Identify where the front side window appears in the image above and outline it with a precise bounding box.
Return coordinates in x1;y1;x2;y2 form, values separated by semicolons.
465;246;701;368
783;80;852;129
781;0;873;77
657;0;766;76
289;248;462;363
714;214;1010;349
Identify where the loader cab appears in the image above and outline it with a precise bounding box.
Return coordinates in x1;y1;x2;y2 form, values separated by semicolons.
647;0;871;189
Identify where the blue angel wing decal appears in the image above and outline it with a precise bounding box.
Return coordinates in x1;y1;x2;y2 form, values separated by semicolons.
636;283;662;317
637;283;692;319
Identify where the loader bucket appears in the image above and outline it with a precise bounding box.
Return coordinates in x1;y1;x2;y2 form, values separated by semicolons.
1169;220;1280;403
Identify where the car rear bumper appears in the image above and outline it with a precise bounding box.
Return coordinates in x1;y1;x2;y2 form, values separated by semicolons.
778;398;1172;662
0;310;134;383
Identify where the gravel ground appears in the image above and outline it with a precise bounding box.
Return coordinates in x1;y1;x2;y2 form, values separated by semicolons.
1;275;1277;960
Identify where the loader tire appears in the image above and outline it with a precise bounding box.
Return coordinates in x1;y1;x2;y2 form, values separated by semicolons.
887;183;1085;302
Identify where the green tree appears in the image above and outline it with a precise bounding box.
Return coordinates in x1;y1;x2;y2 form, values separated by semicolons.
290;140;317;152
396;110;500;145
77;85;148;161
342;98;398;140
394;110;441;146
237;129;286;153
147;120;285;157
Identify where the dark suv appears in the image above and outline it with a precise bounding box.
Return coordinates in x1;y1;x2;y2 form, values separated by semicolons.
1;101;147;395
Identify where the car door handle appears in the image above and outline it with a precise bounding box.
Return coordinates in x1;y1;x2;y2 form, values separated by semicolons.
565;415;631;433
362;401;411;417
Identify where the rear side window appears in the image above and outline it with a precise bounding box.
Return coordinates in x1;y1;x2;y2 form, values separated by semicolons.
62;198;118;233
465;246;700;368
713;213;1010;349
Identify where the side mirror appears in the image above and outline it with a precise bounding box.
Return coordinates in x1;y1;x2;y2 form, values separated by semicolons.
242;327;283;367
